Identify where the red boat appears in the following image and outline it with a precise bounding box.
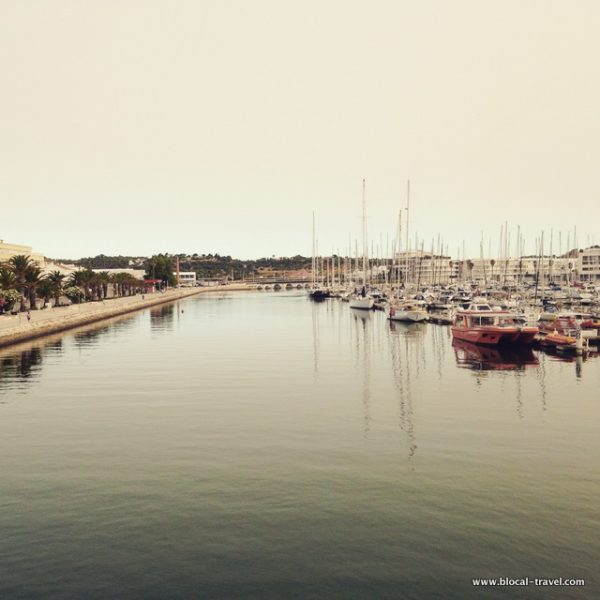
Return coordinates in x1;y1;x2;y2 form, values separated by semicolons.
451;303;538;347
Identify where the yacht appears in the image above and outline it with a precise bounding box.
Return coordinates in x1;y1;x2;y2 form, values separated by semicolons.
451;302;538;346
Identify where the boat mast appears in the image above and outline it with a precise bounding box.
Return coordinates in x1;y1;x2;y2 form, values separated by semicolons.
311;211;316;288
405;180;410;287
362;178;368;285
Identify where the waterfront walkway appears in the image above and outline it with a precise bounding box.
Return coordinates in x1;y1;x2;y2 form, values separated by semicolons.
0;285;253;348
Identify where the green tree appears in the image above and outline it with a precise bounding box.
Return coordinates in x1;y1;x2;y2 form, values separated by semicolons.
0;266;16;290
25;265;43;309
8;255;37;311
36;278;55;308
46;271;66;307
145;255;175;286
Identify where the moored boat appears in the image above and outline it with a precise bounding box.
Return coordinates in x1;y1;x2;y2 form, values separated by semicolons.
451;303;538;346
309;288;331;301
388;301;428;323
349;294;375;310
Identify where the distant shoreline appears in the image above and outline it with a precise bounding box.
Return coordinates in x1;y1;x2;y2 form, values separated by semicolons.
0;284;255;349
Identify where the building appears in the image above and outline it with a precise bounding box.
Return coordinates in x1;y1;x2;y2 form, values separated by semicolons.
392;251;453;285
388;250;598;286
178;271;197;287
579;246;600;282
0;239;45;267
450;256;575;285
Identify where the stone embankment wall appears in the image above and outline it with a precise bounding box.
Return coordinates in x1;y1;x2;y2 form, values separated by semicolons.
0;285;253;348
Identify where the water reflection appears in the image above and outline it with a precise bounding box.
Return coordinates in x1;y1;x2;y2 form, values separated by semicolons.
73;324;112;347
0;313;140;396
0;347;43;391
387;320;420;458
150;303;175;331
311;301;320;381
351;309;372;437
452;339;539;372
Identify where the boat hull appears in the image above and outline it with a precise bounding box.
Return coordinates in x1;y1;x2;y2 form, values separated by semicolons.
309;290;331;301
451;326;537;346
349;297;374;310
389;310;428;323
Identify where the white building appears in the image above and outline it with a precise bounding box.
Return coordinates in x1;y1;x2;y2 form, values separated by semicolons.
392;251;453;285
178;271;197;287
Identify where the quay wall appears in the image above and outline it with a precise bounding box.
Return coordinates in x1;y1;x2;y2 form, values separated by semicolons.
0;285;254;349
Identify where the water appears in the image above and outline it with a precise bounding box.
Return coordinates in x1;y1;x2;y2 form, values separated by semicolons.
1;292;598;599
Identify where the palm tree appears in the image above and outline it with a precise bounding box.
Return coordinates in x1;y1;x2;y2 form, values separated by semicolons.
96;271;111;299
111;272;140;297
467;260;474;282
36;279;54;309
0;266;16;290
490;259;496;283
46;271;66;307
25;265;43;309
8;255;36;311
69;269;96;301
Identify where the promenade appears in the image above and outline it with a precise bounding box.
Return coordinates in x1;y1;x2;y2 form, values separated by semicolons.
0;284;253;348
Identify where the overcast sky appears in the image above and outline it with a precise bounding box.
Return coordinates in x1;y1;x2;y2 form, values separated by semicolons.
1;0;599;260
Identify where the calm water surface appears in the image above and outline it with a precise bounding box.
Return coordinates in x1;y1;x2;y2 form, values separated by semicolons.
1;292;599;599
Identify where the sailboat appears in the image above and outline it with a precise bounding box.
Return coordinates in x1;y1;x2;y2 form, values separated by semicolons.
350;179;375;310
309;212;331;301
388;300;429;322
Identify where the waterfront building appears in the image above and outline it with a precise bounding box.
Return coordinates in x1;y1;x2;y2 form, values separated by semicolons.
388;250;600;286
450;253;599;285
178;271;197;287
579;246;600;282
392;251;453;285
0;239;45;267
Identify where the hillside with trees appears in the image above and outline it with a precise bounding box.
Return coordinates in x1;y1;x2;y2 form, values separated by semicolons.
54;254;312;280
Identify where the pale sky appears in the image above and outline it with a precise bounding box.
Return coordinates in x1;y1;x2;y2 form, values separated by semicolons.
1;0;599;260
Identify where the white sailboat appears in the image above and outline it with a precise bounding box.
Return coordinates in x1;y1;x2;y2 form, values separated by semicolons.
388;300;429;322
350;179;375;310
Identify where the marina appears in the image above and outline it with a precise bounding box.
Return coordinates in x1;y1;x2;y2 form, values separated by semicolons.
1;290;598;599
3;1;600;596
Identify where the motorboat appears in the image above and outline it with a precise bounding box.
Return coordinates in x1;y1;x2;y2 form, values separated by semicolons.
451;302;538;346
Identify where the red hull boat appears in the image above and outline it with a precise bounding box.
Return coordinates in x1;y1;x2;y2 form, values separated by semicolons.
451;302;538;347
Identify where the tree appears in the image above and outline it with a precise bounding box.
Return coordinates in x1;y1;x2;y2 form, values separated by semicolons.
0;266;16;290
96;271;111;299
8;255;36;311
69;269;97;301
36;279;54;309
467;260;474;281
46;271;66;307
490;259;496;283
24;265;43;309
145;255;175;286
